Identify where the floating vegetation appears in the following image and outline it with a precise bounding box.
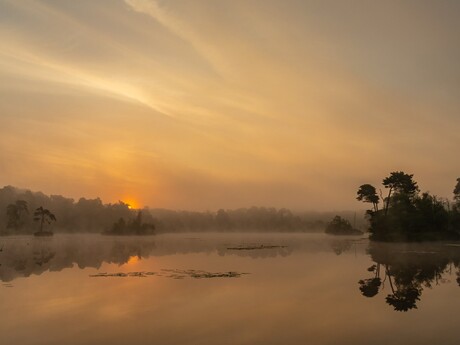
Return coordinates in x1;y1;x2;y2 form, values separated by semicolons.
89;269;248;279
89;271;157;278
161;269;248;279
226;245;287;251
399;251;438;255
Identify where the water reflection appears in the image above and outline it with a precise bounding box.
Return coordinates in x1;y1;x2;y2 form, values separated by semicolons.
0;234;365;282
358;242;460;312
3;234;459;314
1;234;460;344
0;236;156;282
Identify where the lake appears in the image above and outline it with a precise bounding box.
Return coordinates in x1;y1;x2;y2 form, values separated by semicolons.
1;233;459;345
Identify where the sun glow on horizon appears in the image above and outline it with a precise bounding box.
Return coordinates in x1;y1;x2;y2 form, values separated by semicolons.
123;198;140;210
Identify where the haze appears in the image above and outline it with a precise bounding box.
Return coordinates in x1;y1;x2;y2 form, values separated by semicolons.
1;0;459;210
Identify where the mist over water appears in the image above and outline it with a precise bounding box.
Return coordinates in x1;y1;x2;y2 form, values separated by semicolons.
1;233;459;345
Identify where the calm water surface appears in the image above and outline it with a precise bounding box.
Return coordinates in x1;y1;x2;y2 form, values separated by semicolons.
1;233;459;345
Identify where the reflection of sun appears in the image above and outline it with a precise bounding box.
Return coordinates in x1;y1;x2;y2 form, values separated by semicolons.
127;255;140;265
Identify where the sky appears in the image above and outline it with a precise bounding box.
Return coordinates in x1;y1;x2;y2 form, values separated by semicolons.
0;0;459;211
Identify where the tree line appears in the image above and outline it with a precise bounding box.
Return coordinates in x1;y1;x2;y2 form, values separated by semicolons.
0;186;363;234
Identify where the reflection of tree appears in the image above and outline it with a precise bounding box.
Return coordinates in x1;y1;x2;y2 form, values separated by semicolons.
358;242;459;312
0;237;157;282
359;278;381;297
1;234;353;282
330;239;352;255
358;264;381;297
385;286;421;312
33;248;56;266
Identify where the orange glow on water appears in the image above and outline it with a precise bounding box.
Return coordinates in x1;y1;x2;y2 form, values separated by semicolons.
126;256;140;265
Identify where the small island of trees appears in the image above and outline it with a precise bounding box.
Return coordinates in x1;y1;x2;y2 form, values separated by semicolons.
3;200;56;237
104;211;155;236
33;206;57;237
357;171;460;241
325;215;363;235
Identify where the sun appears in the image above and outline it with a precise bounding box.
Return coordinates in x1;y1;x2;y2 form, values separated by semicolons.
123;198;140;210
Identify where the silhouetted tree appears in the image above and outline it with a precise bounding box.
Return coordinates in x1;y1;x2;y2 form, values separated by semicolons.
110;218;126;235
6;200;28;230
357;184;380;212
105;211;155;235
33;207;56;234
131;211;155;235
382;171;419;215
451;181;460;230
454;178;460;204
412;193;449;234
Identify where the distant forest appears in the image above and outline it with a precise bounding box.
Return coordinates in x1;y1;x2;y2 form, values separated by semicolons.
0;186;364;234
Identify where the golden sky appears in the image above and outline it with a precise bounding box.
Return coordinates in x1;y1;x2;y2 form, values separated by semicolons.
0;0;459;210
